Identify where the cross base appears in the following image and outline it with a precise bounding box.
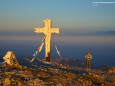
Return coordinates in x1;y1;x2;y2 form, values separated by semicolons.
46;57;51;62
46;52;51;62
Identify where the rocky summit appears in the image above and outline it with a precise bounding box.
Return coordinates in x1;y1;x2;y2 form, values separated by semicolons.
0;58;115;86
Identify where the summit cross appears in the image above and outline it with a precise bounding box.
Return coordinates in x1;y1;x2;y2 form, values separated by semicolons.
34;19;60;62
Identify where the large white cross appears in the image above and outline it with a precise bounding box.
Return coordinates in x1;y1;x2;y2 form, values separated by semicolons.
34;19;60;62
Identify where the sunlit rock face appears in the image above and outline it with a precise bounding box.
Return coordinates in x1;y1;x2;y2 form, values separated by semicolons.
3;51;17;65
108;67;115;73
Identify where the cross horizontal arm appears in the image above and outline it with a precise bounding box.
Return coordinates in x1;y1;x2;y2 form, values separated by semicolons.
34;28;45;34
50;28;60;34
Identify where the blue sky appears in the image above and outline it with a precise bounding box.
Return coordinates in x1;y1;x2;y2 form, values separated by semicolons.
0;0;115;66
0;0;115;31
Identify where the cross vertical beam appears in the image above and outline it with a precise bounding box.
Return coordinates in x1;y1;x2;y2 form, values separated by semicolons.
34;19;60;62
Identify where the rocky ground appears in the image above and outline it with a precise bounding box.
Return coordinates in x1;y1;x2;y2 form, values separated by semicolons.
0;58;115;86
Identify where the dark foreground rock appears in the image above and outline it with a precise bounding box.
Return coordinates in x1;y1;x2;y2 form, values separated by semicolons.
0;59;115;86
